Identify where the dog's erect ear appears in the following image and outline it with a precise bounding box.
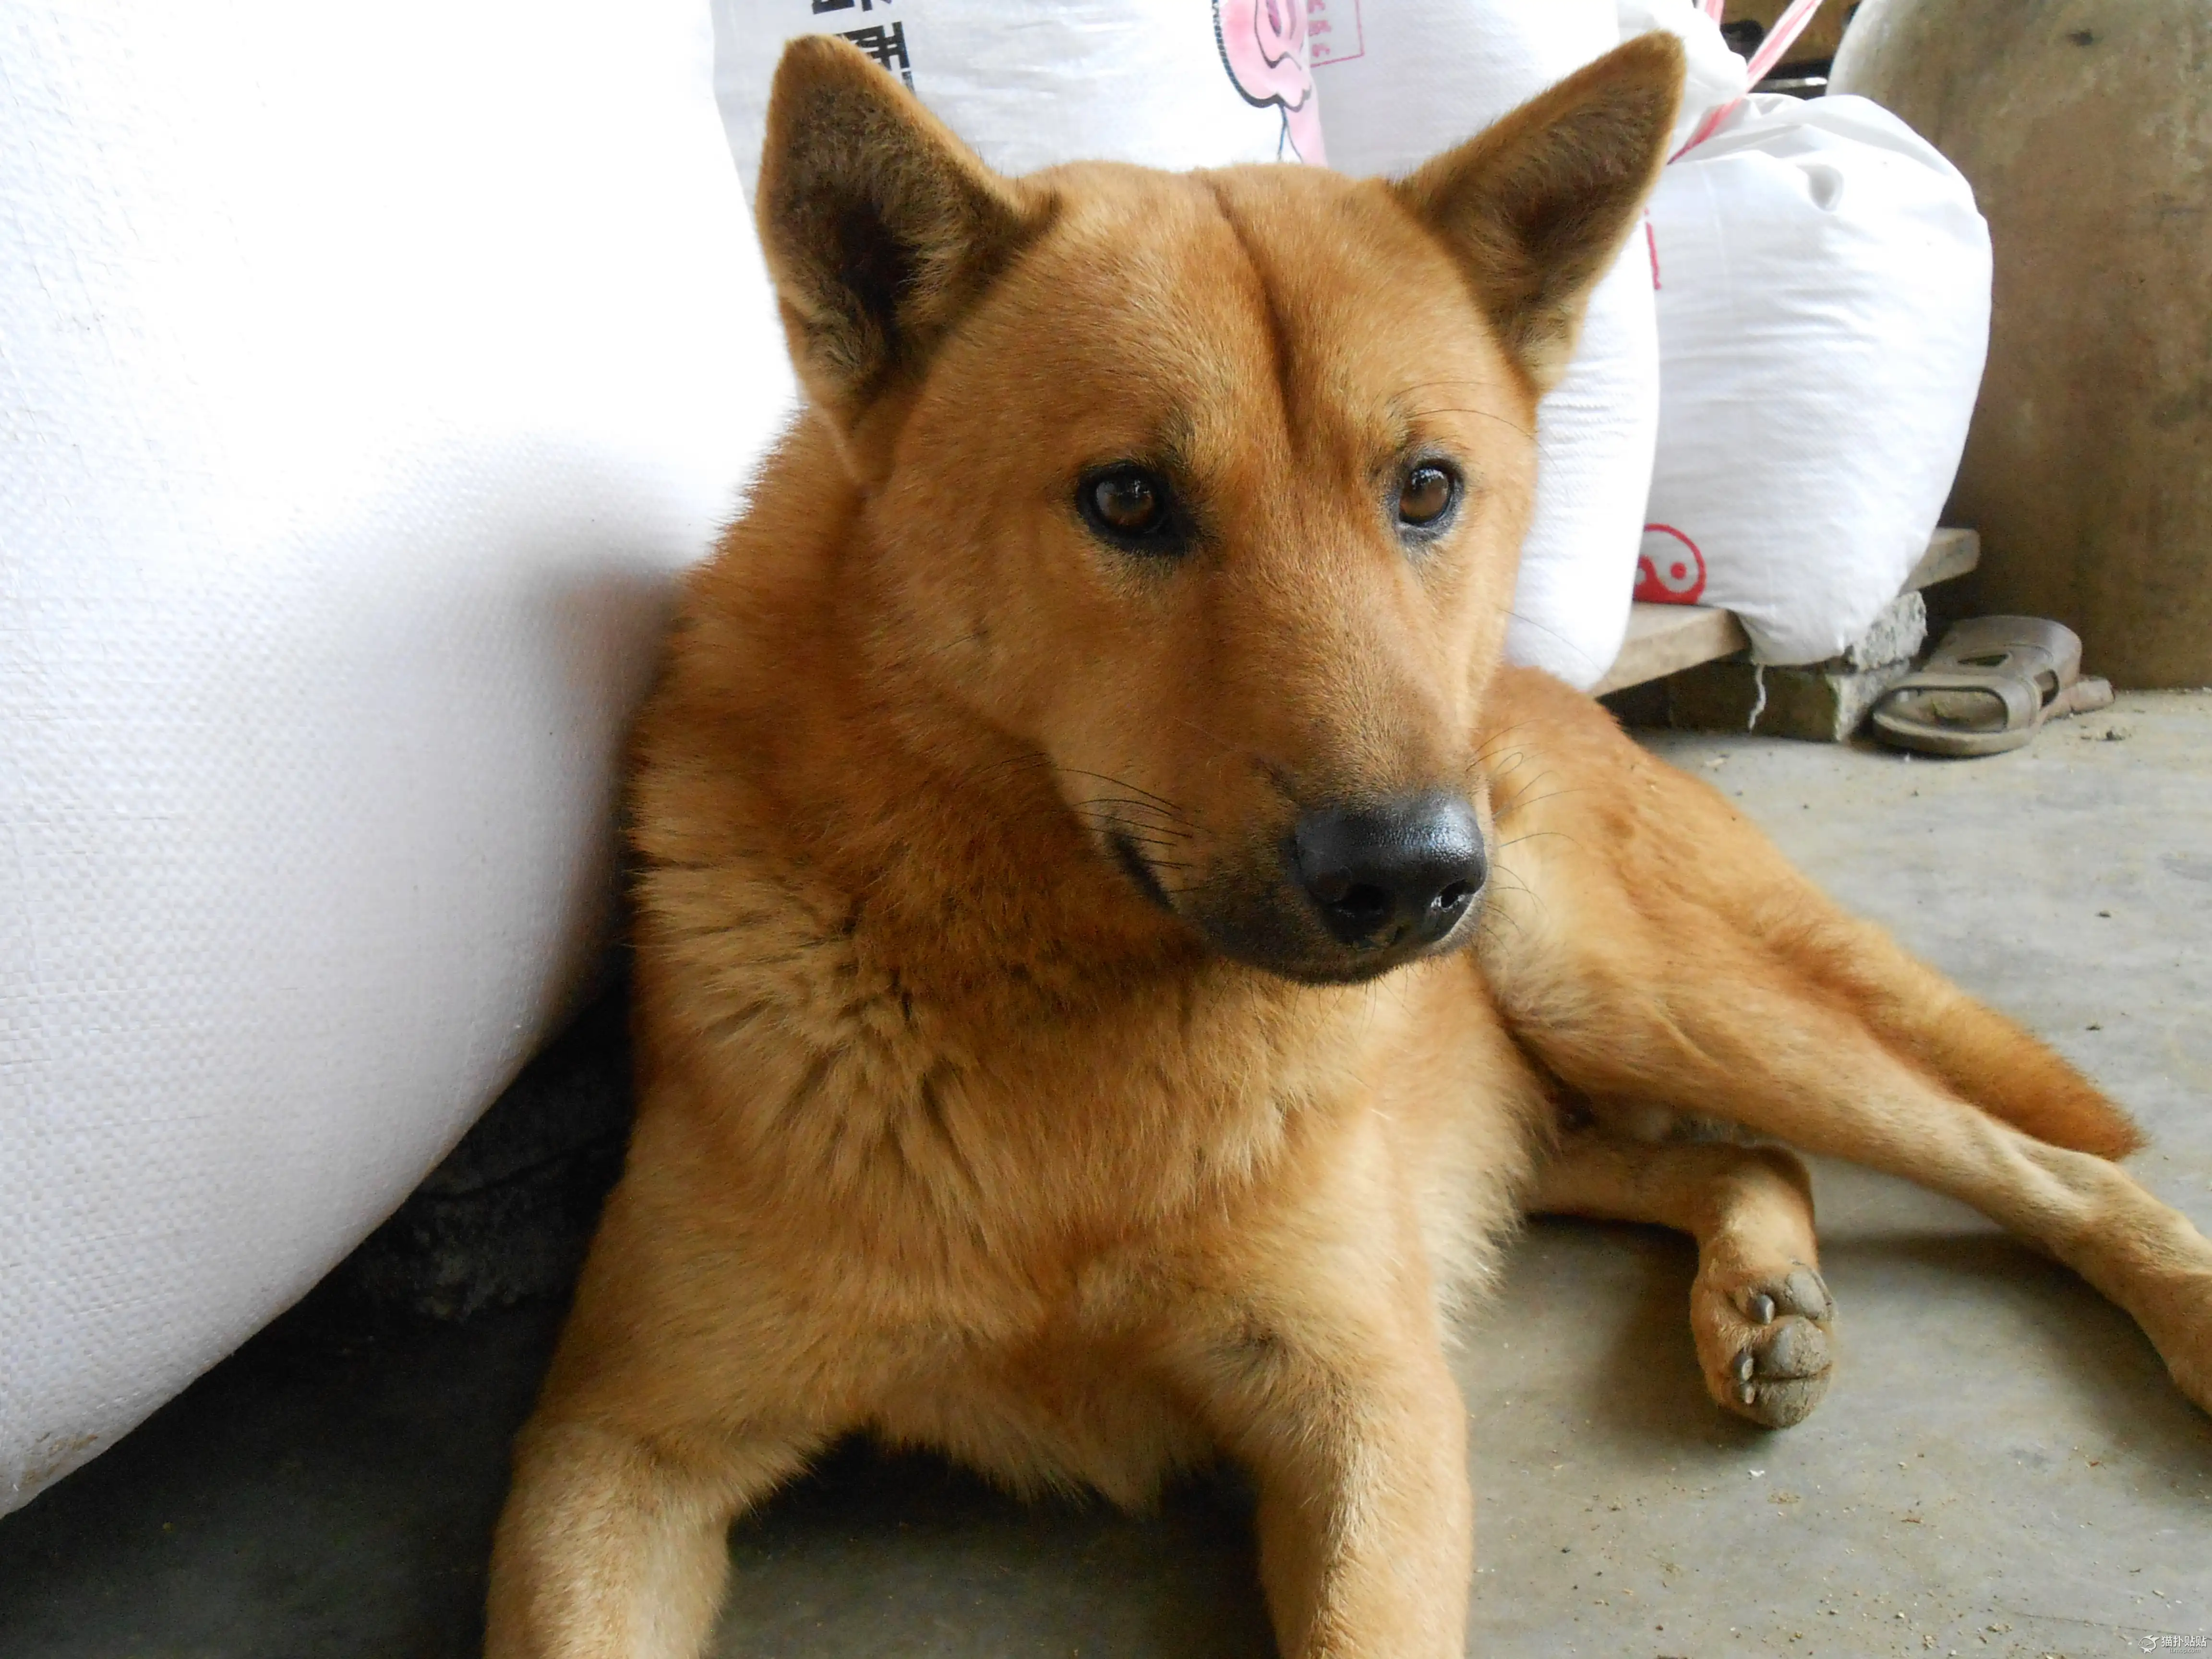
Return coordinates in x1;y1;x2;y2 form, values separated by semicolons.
1393;33;1684;393
757;36;1038;439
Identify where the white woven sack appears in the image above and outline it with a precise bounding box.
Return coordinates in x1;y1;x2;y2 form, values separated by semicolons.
711;0;1326;195
1613;0;1751;153
1;3;793;1511
1642;93;1992;662
1313;0;1661;690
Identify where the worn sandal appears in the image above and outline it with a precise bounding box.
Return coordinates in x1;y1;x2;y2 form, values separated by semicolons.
1870;616;2113;757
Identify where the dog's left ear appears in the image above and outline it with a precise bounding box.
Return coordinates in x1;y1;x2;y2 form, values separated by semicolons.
1394;33;1684;393
757;36;1042;456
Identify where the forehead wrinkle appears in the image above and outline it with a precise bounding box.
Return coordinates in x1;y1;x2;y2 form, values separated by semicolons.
1014;180;1274;442
1206;177;1469;494
1199;174;1301;453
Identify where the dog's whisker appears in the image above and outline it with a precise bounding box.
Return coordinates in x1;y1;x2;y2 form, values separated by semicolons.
1069;805;1192;840
1406;406;1537;440
1494;785;1590;819
1470;721;1539;764
1501;607;1603;675
1086;834;1186;856
1493;829;1574;852
1049;767;1189;814
1077;801;1197;833
1166;713;1251;765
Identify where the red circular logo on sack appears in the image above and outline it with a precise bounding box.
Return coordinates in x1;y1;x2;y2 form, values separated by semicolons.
1635;523;1707;604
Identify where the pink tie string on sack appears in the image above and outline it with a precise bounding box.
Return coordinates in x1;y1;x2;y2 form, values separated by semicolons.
1673;0;1828;159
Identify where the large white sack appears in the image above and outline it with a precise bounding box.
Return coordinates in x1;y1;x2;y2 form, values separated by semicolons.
1613;0;1750;152
0;3;793;1511
1642;94;1991;662
711;0;1325;192
1313;0;1660;689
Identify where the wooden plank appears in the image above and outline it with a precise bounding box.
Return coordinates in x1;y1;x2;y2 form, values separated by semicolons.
1591;602;1748;697
1592;528;1982;697
1902;526;1980;591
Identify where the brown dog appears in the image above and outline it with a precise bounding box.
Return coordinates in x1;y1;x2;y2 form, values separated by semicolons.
487;33;2212;1658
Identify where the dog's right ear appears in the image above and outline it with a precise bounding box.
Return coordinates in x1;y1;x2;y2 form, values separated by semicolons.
757;37;1039;455
1393;33;1683;394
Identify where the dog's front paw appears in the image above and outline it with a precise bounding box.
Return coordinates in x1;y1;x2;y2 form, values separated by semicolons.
1693;1261;1834;1429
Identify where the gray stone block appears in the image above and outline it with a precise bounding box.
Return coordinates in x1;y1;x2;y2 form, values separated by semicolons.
1643;591;1930;743
1667;657;1917;743
1834;589;1928;672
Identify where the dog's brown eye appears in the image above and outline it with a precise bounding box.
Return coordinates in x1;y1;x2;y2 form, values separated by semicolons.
1094;469;1162;531
1397;463;1457;530
1078;464;1185;554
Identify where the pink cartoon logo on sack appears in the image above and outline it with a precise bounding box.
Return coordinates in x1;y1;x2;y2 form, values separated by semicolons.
1214;0;1324;164
1636;524;1707;605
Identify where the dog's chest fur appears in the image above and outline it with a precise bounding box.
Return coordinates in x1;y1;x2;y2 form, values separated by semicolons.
629;847;1538;1498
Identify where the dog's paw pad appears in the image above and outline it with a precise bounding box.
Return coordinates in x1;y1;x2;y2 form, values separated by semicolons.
1749;1314;1829;1377
1697;1262;1836;1429
1726;1313;1832;1425
1732;1363;1828;1427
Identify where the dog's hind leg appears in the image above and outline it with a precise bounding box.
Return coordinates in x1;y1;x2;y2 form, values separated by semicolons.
1520;974;2212;1414
1479;676;2141;1159
1532;1127;1836;1426
1477;669;2212;1415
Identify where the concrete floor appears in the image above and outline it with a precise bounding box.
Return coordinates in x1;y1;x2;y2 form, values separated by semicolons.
3;693;2209;1657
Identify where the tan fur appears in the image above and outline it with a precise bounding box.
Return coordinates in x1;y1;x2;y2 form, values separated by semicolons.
487;34;2212;1658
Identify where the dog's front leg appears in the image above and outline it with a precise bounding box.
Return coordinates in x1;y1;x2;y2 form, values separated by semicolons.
484;1137;841;1659
1533;1127;1835;1427
486;1416;815;1659
1167;1271;1472;1659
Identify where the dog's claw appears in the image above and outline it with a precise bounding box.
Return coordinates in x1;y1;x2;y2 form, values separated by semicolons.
1738;1381;1756;1406
1747;1291;1776;1325
1733;1350;1755;1382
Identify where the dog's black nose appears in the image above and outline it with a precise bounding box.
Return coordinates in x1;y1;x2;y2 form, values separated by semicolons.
1290;794;1486;950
